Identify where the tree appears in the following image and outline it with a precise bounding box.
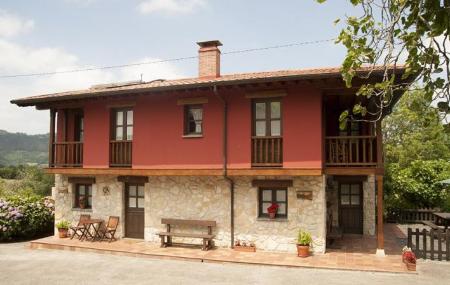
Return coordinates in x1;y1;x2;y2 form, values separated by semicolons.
383;90;450;167
318;0;450;126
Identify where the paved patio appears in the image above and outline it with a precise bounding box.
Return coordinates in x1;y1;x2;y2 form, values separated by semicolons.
30;224;412;273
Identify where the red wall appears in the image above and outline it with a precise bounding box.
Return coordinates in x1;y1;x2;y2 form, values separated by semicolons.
58;86;323;169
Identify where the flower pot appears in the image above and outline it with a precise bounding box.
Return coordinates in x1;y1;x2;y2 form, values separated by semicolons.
297;244;310;258
405;261;416;271
58;228;68;238
269;212;276;219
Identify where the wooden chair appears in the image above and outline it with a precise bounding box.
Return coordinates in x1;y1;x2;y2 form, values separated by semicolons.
70;214;91;240
101;216;120;242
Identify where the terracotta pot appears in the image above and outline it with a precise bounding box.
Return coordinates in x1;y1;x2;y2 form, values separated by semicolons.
297;244;310;258
79;199;86;209
269;212;276;219
405;261;416;271
58;228;68;238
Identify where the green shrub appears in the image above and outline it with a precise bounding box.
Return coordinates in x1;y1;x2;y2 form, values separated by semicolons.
0;195;54;241
297;230;312;246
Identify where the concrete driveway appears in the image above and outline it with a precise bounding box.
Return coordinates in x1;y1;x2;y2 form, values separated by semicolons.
1;242;450;285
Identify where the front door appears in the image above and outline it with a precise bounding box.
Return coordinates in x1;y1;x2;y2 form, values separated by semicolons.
125;183;145;239
339;182;363;234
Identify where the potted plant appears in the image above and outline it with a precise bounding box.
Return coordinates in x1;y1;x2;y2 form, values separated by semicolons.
79;196;86;209
402;246;416;271
296;229;312;258
56;220;71;238
267;203;279;219
234;239;256;252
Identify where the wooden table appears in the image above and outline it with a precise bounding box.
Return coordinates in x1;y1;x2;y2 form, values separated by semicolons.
433;212;450;230
80;219;104;241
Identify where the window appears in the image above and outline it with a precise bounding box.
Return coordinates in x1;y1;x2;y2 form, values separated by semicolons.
258;187;287;218
127;184;145;209
74;184;92;209
74;114;84;141
253;99;281;137
112;109;133;141
184;105;203;135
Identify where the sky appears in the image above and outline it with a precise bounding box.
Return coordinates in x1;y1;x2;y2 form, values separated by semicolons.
0;0;359;134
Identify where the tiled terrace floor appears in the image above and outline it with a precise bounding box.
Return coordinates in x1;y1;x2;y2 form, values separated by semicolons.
30;224;412;274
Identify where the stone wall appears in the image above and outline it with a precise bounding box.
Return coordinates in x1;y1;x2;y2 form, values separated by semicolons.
53;174;125;237
54;174;326;253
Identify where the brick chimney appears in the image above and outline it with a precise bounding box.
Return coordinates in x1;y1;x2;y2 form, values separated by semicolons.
197;40;222;78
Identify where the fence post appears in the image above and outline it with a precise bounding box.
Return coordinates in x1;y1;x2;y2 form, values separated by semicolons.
430;229;435;261
407;228;412;248
422;228;427;260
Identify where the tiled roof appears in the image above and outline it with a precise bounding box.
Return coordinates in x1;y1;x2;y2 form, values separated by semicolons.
11;66;405;106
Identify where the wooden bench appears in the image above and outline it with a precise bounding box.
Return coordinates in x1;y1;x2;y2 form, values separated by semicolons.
157;218;216;251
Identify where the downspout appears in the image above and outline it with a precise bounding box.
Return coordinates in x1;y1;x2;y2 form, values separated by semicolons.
213;85;235;248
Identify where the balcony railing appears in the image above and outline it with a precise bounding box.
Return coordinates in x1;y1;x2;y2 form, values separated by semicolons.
251;136;283;167
110;140;132;167
51;142;83;167
325;135;377;167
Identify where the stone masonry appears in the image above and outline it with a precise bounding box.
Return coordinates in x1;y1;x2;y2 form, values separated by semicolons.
54;174;326;253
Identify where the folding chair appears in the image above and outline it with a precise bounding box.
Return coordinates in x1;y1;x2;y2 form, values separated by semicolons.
70;214;91;240
101;216;120;242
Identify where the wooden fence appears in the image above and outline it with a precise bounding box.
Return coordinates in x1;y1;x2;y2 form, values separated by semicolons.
407;228;450;261
387;209;438;223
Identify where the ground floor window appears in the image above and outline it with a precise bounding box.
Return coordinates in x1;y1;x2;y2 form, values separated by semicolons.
74;184;92;209
258;188;287;218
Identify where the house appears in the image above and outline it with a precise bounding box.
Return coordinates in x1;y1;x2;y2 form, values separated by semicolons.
11;40;410;254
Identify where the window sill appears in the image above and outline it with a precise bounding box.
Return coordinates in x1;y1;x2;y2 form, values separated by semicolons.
72;208;92;212
256;217;288;222
182;134;203;139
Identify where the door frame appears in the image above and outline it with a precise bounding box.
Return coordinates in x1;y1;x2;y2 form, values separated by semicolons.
124;182;145;239
338;181;363;234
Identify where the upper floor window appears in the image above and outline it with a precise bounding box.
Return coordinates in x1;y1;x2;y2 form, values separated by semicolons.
184;105;203;135
253;99;281;137
339;121;360;136
74;184;92;209
74;114;84;142
113;109;133;141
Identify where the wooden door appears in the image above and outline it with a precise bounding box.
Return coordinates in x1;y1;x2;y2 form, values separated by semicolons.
125;183;145;239
339;182;363;234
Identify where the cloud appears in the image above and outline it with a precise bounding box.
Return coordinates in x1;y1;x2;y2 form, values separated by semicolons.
0;10;34;38
137;0;206;15
0;16;184;134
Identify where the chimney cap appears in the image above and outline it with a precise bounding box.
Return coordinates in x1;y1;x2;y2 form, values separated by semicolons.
197;40;223;48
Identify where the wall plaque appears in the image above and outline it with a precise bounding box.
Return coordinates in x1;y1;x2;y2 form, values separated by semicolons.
296;191;312;200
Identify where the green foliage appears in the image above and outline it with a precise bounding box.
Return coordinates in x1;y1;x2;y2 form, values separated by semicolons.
385;160;450;210
383;90;450;167
0;195;54;241
0;130;48;166
318;0;450;126
0;165;54;198
55;220;70;230
297;229;312;246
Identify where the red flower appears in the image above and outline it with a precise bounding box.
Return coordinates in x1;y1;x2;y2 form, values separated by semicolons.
267;203;279;213
403;251;416;264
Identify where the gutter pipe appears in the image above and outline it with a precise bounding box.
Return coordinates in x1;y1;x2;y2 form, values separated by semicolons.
213;85;235;248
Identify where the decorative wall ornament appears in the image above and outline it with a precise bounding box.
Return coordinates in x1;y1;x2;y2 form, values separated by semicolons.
296;191;313;200
102;186;110;195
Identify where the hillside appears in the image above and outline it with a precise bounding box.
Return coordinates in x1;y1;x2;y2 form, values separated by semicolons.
0;130;48;166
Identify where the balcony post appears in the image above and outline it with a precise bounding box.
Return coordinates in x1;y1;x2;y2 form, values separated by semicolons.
375;120;385;256
49;109;56;167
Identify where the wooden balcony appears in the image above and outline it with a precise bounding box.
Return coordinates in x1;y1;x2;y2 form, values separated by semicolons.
51;142;83;167
325;136;378;167
251;136;283;167
110;140;132;167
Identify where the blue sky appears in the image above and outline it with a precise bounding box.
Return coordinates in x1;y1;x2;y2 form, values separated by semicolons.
0;0;359;134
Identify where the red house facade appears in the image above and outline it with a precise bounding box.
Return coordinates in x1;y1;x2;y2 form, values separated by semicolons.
12;40;408;254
